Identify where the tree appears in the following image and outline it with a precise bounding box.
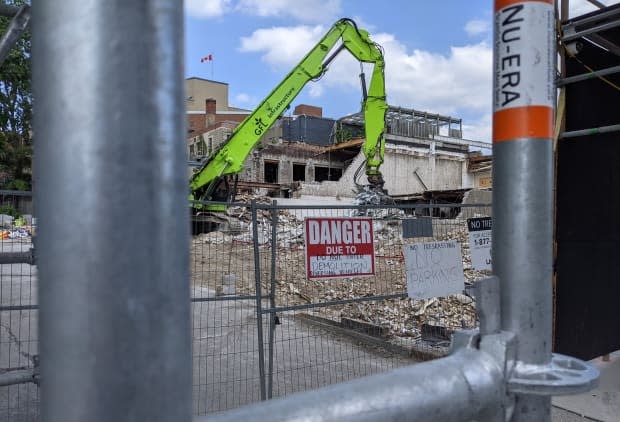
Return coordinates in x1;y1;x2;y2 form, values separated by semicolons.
0;0;32;190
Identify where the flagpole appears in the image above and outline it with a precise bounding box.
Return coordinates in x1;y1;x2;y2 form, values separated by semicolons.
200;54;214;79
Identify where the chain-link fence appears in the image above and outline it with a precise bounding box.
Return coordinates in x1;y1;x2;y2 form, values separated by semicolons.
190;199;491;414
0;191;38;422
191;205;265;414
0;194;491;419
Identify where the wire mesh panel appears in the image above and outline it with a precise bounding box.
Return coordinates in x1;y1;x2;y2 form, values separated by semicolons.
0;191;38;422
253;202;491;402
266;310;412;400
191;202;268;415
0;197;491;418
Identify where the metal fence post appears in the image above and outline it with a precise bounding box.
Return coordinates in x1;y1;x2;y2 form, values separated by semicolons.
492;0;555;420
251;200;267;400
267;200;278;399
32;2;190;421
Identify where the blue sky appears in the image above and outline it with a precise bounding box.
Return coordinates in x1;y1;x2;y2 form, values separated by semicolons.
184;0;617;143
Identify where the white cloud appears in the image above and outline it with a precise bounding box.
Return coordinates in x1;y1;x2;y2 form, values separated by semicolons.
233;92;258;106
465;19;490;37
239;24;493;141
308;84;324;98
185;0;232;18
569;0;619;17
239;25;327;69
381;36;492;116
236;0;341;23
462;113;492;144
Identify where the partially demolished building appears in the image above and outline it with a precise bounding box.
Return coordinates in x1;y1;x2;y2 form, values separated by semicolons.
185;78;492;200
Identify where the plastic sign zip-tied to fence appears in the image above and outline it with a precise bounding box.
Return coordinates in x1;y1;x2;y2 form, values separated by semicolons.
304;217;375;279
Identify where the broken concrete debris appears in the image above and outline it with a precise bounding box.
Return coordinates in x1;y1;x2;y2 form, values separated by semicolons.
191;194;488;343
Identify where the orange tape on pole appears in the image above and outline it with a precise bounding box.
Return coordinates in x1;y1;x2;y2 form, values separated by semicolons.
493;0;555;143
494;0;553;12
493;106;554;142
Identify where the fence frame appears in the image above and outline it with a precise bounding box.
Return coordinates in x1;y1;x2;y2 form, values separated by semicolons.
252;200;490;404
22;1;602;421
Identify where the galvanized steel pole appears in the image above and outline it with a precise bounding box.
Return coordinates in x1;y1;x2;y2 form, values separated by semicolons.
251;200;268;401
267;200;278;399
492;0;555;420
200;348;505;422
0;4;30;66
32;2;191;422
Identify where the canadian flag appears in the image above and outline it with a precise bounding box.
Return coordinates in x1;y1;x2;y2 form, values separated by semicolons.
200;54;213;63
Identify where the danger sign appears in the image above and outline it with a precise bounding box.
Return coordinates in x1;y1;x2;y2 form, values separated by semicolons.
304;217;375;279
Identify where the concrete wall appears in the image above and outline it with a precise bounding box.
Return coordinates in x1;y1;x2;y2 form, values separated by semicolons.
299;145;468;197
250;145;343;185
457;189;492;219
188;126;233;159
434;156;464;190
300;152;366;197
381;151;432;194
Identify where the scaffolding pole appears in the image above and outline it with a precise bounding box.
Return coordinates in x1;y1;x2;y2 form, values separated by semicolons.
204;3;599;420
492;0;556;420
25;1;600;421
32;2;191;422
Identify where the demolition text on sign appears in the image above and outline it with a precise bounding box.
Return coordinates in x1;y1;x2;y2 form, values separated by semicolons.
403;240;465;299
305;217;375;279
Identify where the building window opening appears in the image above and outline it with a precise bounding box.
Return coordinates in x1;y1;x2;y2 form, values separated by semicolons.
196;140;205;157
315;166;328;182
315;166;342;182
264;161;279;183
293;163;306;182
328;168;342;181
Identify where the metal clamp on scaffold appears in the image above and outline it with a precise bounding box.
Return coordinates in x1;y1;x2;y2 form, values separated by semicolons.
466;277;600;400
507;354;599;396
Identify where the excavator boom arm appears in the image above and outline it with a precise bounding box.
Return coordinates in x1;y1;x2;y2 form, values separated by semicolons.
190;18;387;200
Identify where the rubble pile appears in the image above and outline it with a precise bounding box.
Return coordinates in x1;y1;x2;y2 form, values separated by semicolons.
318;293;477;339
191;207;488;339
304;222;483;340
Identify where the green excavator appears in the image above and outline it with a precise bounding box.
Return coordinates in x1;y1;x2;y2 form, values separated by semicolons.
189;18;390;220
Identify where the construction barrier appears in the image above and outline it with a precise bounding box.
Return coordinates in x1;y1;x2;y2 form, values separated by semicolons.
0;193;494;418
190;199;492;414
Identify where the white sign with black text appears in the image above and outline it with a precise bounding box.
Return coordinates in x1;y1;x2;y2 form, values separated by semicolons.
467;217;492;271
403;240;465;300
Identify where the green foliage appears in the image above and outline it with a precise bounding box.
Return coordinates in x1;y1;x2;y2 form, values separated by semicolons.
4;178;29;191
335;126;353;143
0;204;21;219
0;1;32;190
